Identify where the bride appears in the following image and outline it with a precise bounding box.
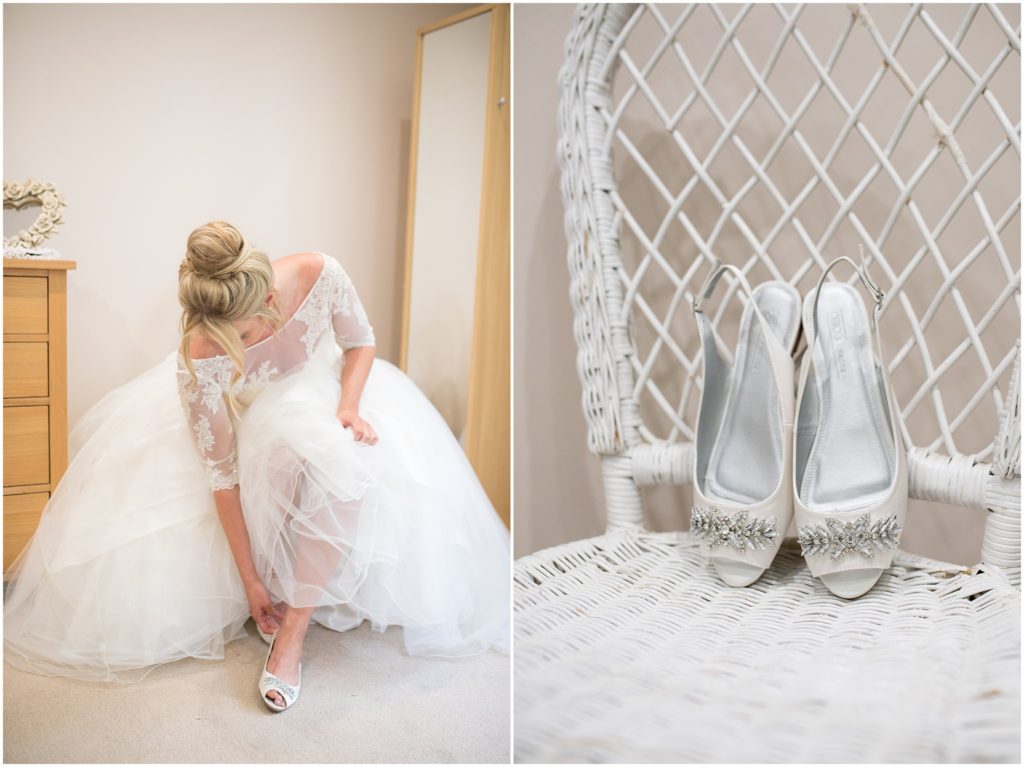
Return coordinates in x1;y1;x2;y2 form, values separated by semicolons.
3;220;510;711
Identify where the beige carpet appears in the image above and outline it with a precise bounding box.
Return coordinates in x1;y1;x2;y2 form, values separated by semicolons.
3;621;510;763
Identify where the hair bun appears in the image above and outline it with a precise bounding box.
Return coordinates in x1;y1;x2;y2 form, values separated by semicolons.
189;245;247;280
183;221;249;280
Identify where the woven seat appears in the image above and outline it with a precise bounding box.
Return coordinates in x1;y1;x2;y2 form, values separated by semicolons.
516;531;1019;762
516;3;1020;762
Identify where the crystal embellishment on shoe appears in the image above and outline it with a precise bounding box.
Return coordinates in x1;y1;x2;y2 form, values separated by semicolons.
263;674;299;701
691;506;780;552
797;514;902;560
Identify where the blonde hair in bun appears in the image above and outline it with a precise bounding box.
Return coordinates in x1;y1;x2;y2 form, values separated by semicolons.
178;220;283;419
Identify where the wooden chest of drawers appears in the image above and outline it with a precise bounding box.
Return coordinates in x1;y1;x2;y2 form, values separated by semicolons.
3;258;76;574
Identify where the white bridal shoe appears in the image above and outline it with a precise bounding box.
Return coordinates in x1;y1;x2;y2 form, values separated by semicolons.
259;633;302;712
793;255;908;599
690;262;801;587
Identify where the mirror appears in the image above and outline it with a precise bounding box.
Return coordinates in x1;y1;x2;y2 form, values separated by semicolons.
401;4;510;525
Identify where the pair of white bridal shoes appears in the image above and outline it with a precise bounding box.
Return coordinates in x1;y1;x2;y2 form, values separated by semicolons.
690;256;908;599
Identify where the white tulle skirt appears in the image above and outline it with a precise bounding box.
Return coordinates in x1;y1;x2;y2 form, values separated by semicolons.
2;347;510;683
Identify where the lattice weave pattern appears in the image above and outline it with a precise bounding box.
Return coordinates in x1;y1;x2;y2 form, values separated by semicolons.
557;2;1021;577
515;530;1021;762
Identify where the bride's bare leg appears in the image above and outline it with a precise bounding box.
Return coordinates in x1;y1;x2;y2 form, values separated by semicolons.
263;489;359;707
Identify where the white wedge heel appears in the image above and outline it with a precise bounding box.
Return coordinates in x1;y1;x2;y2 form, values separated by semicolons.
690;262;801;587
794;255;908;599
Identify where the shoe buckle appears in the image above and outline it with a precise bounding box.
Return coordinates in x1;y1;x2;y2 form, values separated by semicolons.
856;244;885;308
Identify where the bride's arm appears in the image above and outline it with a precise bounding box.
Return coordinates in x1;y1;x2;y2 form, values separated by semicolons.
214;486;284;632
336;346;376;442
213;486;262;586
326;255;378;444
177;359;283;629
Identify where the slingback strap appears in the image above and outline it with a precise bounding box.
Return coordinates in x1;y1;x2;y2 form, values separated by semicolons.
693;260;770;315
691;259;797;408
694;261;783;342
808;250;885;344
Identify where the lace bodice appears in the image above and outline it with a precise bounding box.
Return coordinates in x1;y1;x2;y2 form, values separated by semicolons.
175;252;375;491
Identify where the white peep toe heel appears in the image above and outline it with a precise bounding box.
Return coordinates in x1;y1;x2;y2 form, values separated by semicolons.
794;255;908;599
690;262;801;587
259;633;301;712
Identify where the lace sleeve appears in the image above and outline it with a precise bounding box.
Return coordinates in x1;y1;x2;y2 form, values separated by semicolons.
322;255;376;350
176;355;239;491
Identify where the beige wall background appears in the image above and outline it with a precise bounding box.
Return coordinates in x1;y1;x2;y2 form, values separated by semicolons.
4;2;465;430
514;3;1020;565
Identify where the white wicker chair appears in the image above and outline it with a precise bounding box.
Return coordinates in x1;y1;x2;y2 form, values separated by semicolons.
515;4;1021;762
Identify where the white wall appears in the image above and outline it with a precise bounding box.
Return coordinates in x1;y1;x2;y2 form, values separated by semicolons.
3;2;466;428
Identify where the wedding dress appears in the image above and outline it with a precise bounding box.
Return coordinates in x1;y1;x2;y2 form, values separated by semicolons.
3;252;510;683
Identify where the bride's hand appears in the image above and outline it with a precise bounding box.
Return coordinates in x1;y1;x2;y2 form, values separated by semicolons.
337;410;378;445
245;580;285;636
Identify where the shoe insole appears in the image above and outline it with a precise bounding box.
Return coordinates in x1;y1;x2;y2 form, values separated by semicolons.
800;282;895;510
705;283;800;506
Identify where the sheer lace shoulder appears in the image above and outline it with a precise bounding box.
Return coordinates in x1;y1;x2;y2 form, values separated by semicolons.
320;254;376;350
175;355;239;491
291;253;375;356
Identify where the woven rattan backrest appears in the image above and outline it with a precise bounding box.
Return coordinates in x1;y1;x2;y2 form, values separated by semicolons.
558;3;1021;522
